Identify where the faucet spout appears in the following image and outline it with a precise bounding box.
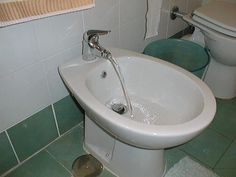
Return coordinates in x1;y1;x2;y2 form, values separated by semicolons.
82;30;112;61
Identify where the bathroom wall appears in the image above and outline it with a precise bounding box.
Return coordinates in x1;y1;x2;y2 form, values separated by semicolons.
0;0;202;134
161;0;203;38
202;0;236;4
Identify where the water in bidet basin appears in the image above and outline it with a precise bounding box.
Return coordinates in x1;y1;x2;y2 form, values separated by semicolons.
131;99;159;124
106;96;180;125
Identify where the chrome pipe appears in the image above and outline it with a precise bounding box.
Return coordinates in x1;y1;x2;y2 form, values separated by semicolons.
170;6;187;20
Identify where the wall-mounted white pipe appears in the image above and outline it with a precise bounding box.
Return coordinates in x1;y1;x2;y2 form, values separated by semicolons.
170;6;187;20
170;6;213;35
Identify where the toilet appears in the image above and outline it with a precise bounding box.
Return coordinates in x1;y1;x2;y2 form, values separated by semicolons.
181;27;205;47
183;1;236;99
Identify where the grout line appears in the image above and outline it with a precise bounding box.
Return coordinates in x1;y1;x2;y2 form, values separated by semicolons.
186;0;189;13
82;11;85;33
51;104;61;136
61;122;83;137
201;57;209;80
78;121;84;128
212;140;234;170
1;122;83;177
41;56;55;106
5;131;20;164
1;104;50;134
165;0;172;38
45;149;73;175
0;25;83;81
0;161;20;177
178;148;213;169
207;126;234;143
118;0;121;44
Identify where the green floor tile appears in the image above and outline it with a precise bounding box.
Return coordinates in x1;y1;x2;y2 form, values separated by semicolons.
180;129;231;168
215;139;236;169
165;147;187;170
209;98;236;140
214;169;236;177
0;132;18;175
3;97;236;177
46;126;85;171
6;150;71;177
7;106;58;161
54;96;84;134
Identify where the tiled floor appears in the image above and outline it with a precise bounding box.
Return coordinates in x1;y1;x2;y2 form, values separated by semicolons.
4;98;236;177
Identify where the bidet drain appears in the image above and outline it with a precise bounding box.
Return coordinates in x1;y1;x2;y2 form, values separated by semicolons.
111;103;127;115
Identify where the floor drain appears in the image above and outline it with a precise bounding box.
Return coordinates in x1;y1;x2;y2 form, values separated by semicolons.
72;154;103;177
111;103;127;115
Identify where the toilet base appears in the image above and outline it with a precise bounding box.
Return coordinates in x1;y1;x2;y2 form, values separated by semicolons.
204;57;236;99
84;115;166;177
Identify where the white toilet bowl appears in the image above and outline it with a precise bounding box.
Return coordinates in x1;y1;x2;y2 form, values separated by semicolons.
203;29;236;98
181;27;205;47
183;1;236;99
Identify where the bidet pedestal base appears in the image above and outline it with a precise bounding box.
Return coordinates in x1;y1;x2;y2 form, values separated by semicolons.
84;115;166;177
204;58;236;99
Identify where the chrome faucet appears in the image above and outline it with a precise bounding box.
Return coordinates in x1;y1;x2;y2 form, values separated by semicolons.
82;30;112;61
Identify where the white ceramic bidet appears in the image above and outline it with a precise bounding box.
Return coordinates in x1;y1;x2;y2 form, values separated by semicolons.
59;48;216;177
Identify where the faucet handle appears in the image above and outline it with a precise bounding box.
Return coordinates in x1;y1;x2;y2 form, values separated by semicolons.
86;30;111;37
84;30;111;42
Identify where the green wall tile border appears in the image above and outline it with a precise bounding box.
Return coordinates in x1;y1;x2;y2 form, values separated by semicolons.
5;150;72;177
0;94;84;176
0;132;19;176
7;106;59;161
53;96;84;135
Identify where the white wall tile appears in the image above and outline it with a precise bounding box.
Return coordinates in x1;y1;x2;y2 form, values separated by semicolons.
202;0;236;5
158;9;170;39
119;16;146;52
0;63;51;132
83;0;120;51
43;44;82;103
33;11;84;59
167;0;188;37
143;7;170;47
162;0;172;11
83;0;119;30
118;0;148;52
187;0;202;12
0;22;40;78
100;27;120;48
119;0;147;25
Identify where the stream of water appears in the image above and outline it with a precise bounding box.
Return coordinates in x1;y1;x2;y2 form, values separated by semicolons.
108;56;134;118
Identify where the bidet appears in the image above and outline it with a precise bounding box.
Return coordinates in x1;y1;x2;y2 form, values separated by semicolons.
59;48;216;177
